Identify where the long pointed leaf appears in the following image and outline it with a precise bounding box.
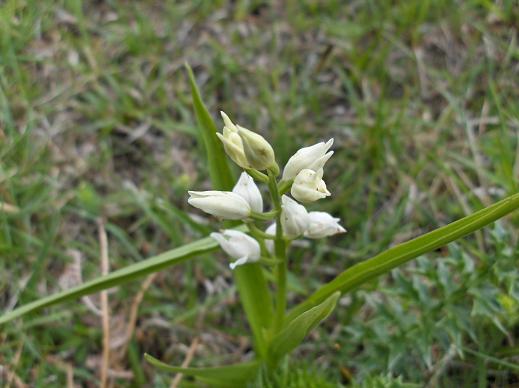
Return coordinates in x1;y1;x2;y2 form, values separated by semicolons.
268;292;340;364
144;353;260;386
185;63;234;191
233;263;273;358
287;192;519;322
0;235;219;325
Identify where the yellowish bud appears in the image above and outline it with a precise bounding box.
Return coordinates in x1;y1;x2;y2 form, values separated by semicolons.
237;125;276;171
217;112;250;169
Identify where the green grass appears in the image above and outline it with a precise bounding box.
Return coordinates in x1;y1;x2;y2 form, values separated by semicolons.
1;0;518;386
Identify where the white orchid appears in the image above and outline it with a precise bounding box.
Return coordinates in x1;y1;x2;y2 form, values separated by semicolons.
188;172;264;219
193;111;345;269
291;168;331;203
305;211;346;239
210;230;261;270
281;195;309;238
282;139;334;181
188;191;251;219
232;172;263;213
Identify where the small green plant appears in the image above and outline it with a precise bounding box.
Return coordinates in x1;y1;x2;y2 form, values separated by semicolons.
0;65;518;386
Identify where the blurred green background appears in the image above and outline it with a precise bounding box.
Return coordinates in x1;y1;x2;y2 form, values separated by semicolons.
1;0;518;386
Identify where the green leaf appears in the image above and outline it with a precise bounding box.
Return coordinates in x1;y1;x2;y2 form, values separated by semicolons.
233;263;273;358
185;63;234;191
268;292;340;364
0;235;220;325
287;192;519;322
144;353;260;386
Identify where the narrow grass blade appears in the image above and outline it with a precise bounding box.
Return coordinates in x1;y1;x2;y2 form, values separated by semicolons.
0;235;219;325
144;353;260;386
268;292;340;364
287;192;519;322
185;63;235;191
462;347;519;373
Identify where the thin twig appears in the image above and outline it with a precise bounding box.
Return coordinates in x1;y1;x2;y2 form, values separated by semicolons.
426;344;457;387
1;366;27;388
97;219;110;388
5;341;25;388
170;337;200;388
46;356;75;388
0;202;20;214
118;273;157;356
465;100;491;206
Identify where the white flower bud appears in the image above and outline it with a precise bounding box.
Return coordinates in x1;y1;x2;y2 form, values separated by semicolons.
216;112;250;169
282;139;334;180
265;223;276;254
305;211;346;239
281;195;309;238
188;191;250;219
236;125;276;171
232;172;263;213
210;230;260;270
291;168;331;203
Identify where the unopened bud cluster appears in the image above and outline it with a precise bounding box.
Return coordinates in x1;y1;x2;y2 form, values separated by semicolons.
188;112;345;269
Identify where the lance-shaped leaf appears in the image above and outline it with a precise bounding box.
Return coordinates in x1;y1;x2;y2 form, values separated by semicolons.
185;63;235;191
286;192;519;323
268;292;340;364
233;263;273;358
145;353;260;386
0;235;220;325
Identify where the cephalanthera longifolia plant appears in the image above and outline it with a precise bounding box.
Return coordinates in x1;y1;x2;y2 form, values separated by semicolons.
0;64;518;386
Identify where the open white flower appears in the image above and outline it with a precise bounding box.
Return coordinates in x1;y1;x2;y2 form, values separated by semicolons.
210;230;260;270
291;168;331;203
232;172;263;213
281;195;309;238
305;212;346;239
188;191;250;219
216;112;250;169
282;139;334;180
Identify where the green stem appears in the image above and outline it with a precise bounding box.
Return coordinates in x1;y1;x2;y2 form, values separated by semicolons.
246;168;269;183
267;170;287;331
259;257;282;266
248;222;276;240
278;179;293;195
246;222;269;256
250;210;278;221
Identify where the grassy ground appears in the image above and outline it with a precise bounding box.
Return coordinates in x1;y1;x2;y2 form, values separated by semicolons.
1;0;518;386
